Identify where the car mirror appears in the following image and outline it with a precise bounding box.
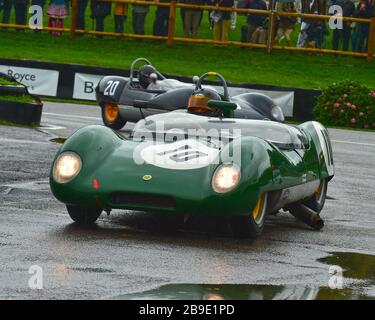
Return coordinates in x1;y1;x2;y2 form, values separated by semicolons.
192;76;199;84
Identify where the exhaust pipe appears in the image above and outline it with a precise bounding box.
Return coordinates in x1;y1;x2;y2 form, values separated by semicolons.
288;204;324;230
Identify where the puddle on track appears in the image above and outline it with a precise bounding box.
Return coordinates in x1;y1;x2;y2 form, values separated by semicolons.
115;252;375;300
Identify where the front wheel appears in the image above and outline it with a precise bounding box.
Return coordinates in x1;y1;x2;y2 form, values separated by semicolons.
101;103;126;130
230;193;268;238
66;205;102;225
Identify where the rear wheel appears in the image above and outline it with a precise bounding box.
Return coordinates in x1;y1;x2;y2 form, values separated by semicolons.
66;205;102;225
101;103;126;130
230;193;268;238
303;179;328;213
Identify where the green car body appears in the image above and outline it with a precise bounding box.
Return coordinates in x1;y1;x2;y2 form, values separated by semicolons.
50;110;334;234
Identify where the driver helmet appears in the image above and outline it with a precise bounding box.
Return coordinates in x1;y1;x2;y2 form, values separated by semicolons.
138;65;157;89
187;88;221;115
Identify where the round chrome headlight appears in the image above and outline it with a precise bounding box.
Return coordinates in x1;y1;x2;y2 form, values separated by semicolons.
212;163;241;193
53;152;82;184
271;106;285;122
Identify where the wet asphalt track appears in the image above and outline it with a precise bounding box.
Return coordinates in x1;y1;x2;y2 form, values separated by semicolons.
0;102;375;300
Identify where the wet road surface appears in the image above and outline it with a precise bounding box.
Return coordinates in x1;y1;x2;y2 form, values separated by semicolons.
0;102;375;299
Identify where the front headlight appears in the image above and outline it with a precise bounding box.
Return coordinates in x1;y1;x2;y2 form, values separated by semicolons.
53;152;82;184
212;163;241;193
271;106;285;122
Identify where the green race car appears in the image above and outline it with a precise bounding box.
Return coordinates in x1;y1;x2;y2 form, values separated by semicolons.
50;74;334;238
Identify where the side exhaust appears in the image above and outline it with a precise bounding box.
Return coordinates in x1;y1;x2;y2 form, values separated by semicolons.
288;204;324;230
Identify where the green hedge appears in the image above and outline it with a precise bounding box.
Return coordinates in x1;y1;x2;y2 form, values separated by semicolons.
314;81;375;129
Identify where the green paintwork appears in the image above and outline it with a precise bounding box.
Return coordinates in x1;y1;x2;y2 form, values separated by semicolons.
50;114;334;217
207;100;237;118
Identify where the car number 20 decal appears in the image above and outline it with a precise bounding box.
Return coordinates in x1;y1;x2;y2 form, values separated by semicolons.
140;140;220;170
104;80;120;96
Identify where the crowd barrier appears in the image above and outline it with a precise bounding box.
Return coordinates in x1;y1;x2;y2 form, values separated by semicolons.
0;0;374;60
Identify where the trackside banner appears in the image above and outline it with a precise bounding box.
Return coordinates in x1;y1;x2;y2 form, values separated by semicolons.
73;72;295;117
0;65;59;96
73;73;103;100
0;59;320;121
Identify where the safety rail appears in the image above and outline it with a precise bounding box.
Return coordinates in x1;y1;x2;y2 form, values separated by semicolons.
0;0;374;60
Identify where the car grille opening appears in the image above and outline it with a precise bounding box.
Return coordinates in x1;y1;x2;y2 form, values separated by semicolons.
110;192;176;209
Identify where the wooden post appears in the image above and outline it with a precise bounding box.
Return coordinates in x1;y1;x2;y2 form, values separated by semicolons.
70;0;78;38
267;10;276;54
367;17;375;61
167;1;176;47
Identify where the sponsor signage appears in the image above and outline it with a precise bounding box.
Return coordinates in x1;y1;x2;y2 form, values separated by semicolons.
0;65;59;96
73;73;105;101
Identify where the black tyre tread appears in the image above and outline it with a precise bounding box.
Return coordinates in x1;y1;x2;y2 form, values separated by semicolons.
67;205;102;225
230;216;265;239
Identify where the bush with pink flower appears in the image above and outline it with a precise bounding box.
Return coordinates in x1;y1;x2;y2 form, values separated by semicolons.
314;80;375;129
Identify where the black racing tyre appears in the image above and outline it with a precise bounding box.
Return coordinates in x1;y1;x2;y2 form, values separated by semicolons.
66;205;102;225
230;193;268;239
303;179;328;213
101;103;126;130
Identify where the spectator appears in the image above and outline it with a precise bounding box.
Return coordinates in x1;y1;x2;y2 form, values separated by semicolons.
153;0;169;36
354;0;374;52
91;0;112;36
297;0;325;48
31;0;45;8
275;1;297;46
182;0;205;38
114;1;128;34
47;0;68;36
206;0;215;29
2;0;29;30
332;0;355;51
76;0;89;32
132;1;150;35
240;0;267;43
211;0;234;42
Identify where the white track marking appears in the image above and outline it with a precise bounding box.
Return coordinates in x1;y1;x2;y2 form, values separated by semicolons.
43;112;100;121
0;138;52;145
38;124;66;130
332;140;375;147
43;112;375;147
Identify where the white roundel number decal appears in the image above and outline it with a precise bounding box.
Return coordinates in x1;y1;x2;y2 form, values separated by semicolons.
140;140;220;170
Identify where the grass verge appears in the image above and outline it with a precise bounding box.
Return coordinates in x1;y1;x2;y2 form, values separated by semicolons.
0;94;36;103
0;120;39;128
0;29;375;90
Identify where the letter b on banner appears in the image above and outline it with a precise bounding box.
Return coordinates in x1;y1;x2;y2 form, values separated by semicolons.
84;82;95;94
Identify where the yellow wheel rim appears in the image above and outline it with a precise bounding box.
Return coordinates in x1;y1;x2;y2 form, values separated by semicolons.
104;104;119;123
315;179;326;204
315;180;323;196
252;193;267;224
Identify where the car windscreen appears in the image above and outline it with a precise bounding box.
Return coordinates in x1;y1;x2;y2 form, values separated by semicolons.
131;112;308;150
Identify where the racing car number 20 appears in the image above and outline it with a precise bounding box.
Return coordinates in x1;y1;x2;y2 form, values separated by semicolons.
104;80;120;96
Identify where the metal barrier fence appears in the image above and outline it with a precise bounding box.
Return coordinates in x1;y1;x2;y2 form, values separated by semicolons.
0;0;374;60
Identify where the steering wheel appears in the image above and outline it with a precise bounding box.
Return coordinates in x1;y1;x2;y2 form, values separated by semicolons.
129;57;166;84
194;72;230;102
